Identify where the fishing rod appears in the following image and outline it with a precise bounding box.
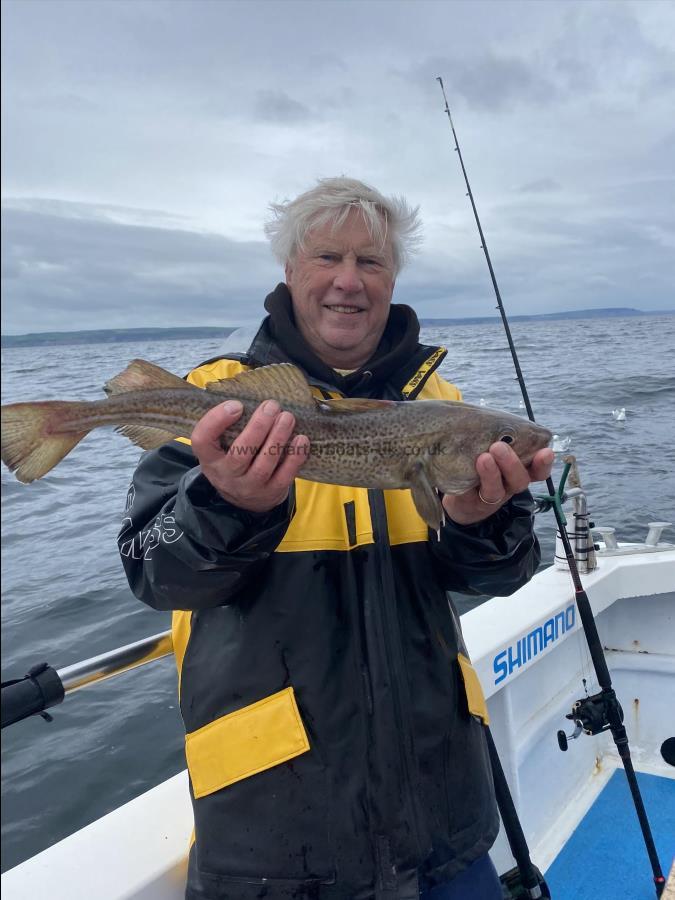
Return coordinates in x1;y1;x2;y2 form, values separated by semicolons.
436;76;666;899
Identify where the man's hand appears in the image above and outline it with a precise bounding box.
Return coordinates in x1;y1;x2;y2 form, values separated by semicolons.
442;444;555;526
190;399;310;513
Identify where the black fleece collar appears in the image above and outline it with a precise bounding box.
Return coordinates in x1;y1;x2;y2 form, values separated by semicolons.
251;283;421;397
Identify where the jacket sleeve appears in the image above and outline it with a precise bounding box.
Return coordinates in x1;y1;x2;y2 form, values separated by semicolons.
429;489;541;596
118;439;294;611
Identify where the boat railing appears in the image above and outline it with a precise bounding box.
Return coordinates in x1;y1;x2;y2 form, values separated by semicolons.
1;630;172;729
57;629;173;693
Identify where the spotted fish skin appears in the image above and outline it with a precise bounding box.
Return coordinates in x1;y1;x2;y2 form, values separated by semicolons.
0;359;552;529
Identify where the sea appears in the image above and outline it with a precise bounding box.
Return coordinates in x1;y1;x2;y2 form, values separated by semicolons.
2;313;675;872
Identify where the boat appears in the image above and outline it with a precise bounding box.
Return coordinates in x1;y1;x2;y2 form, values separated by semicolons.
2;484;673;899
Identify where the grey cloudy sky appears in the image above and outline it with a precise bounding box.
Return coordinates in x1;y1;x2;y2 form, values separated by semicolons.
1;0;674;333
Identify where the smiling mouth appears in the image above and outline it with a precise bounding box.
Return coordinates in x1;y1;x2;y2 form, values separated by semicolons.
325;305;364;314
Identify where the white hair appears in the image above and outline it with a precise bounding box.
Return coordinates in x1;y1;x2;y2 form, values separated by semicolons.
264;176;422;274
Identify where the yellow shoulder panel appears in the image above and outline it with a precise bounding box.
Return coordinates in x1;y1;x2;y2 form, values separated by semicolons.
276;480;374;552
278;482;432;551
384;489;429;546
175;359;250;445
384;371;462;544
187;358;249;389
416;371;463;401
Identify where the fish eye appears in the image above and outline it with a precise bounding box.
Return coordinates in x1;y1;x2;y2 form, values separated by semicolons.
499;434;514;445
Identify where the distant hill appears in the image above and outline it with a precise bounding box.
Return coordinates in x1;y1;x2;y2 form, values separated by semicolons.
2;308;672;348
419;307;674;326
1;326;237;348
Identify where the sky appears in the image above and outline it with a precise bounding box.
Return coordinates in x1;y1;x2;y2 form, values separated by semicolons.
1;0;674;334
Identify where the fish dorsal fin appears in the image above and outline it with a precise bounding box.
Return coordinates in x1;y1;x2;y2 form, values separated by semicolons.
321;397;396;413
204;363;315;407
104;359;190;395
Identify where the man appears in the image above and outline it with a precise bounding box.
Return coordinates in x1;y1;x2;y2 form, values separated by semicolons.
119;177;554;900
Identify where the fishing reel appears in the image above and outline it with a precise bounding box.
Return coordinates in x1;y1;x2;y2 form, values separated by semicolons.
557;688;624;751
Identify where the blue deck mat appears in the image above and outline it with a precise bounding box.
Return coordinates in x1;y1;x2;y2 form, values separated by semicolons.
544;769;674;900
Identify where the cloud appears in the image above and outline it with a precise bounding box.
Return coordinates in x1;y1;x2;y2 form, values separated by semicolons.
253;90;317;125
2;197;193;230
406;4;675;116
1;201;282;333
517;178;561;194
409;53;557;112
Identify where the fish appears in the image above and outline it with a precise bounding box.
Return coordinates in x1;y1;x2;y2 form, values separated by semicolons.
0;359;552;530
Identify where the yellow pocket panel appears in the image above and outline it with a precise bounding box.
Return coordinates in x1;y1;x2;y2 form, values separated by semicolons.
457;654;490;725
185;687;310;799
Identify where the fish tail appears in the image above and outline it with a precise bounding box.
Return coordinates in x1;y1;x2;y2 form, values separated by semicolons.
1;401;91;482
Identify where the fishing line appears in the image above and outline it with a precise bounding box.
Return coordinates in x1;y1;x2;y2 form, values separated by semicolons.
436;76;665;898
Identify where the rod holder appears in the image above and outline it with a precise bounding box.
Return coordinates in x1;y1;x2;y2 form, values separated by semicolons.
645;522;672;547
590;526;619;551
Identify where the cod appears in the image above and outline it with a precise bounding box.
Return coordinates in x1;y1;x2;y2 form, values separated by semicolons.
0;359;551;531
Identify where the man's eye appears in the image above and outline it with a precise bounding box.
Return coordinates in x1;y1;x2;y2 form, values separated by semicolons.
319;253;339;262
360;258;381;267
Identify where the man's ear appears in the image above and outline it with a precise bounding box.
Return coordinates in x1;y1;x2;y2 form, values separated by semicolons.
284;260;293;286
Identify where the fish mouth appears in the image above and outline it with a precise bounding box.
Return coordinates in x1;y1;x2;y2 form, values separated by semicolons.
521;429;554;466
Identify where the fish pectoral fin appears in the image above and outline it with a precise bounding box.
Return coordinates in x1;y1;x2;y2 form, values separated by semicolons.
204;363;316;407
409;463;445;533
104;360;190;395
320;397;396;413
115;424;177;450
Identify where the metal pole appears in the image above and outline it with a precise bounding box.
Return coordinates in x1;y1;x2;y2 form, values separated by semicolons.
57;630;173;694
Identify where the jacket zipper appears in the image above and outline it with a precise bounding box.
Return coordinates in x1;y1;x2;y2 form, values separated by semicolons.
367;487;428;864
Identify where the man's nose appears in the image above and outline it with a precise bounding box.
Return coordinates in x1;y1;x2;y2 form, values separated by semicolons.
333;259;364;293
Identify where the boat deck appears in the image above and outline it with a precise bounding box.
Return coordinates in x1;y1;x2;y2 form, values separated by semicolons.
545;769;675;899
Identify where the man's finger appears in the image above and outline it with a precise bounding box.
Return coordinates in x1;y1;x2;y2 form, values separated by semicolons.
488;442;530;495
475;452;507;503
245;411;296;483
191;400;243;466
225;400;280;475
527;448;555;482
267;435;311;491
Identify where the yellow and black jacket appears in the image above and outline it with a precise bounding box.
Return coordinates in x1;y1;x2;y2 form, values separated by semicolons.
119;287;541;900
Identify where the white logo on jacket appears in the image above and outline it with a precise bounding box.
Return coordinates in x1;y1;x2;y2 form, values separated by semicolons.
119;512;184;560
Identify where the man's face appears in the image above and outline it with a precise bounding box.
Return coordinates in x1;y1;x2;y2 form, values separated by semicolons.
284;209;396;369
